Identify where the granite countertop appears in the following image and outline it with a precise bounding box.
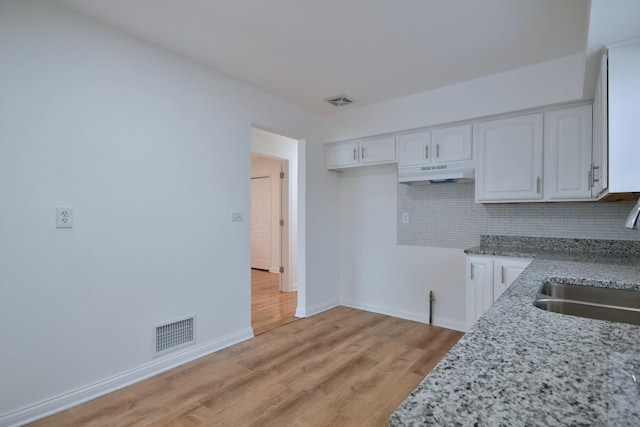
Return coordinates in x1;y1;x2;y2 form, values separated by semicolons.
391;236;640;426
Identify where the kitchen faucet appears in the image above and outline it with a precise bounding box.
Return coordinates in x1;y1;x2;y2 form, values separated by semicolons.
625;198;640;229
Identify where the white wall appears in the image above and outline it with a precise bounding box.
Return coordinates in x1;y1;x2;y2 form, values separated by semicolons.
324;53;588;332
303;143;342;316
0;1;339;424
339;165;466;330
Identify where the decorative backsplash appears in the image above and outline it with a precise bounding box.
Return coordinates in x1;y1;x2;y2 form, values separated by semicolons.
397;182;640;249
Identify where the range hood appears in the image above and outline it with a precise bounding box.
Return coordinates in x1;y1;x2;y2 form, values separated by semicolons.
398;162;475;185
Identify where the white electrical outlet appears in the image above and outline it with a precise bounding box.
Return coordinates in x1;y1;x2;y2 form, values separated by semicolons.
231;212;244;222
402;213;410;224
56;206;73;228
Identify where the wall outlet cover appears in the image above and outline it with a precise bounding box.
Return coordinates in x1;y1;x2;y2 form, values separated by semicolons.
56;206;73;228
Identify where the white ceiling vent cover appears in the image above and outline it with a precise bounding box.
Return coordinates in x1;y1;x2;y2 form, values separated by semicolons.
153;315;196;357
325;94;356;107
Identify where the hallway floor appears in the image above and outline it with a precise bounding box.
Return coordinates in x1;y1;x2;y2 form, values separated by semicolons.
251;268;298;335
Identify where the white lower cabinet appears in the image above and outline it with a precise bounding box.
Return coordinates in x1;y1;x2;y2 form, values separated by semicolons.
492;257;533;300
466;255;532;330
466;256;493;331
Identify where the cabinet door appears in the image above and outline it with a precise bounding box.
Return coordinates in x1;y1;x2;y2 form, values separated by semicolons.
432;124;472;163
592;52;608;198
544;105;592;200
326;140;359;168
608;40;640;193
492;257;532;301
360;135;396;165
397;131;431;167
476;113;543;202
466;256;493;331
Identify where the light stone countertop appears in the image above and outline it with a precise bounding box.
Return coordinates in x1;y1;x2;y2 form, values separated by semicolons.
390;238;640;426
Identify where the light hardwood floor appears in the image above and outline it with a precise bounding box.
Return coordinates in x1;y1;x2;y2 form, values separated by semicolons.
29;307;463;427
251;269;298;335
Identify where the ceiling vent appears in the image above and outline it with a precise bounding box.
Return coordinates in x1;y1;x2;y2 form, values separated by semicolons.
325;95;356;107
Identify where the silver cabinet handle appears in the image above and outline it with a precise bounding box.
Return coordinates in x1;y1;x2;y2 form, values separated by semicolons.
361;146;365;159
592;165;600;183
588;168;593;189
536;176;541;194
425;145;429;159
501;266;505;284
436;143;440;158
353;147;357;160
470;263;474;280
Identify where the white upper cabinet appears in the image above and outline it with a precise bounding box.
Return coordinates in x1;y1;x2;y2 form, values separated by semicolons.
326;140;359;169
397;124;472;168
592;52;608;198
432;124;472;163
327;96;600;202
476;113;544;202
360;135;396;165
326;135;396;169
603;39;640;194
397;131;431;167
544;105;593;200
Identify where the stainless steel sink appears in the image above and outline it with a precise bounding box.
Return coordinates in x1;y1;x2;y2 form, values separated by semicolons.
533;282;640;325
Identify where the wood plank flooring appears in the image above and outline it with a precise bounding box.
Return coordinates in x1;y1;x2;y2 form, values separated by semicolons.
251;269;298;335
29;307;463;427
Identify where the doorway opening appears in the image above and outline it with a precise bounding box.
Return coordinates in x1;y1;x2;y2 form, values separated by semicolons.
250;127;300;335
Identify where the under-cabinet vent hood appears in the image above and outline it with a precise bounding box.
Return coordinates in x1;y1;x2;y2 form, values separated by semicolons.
398;162;475;185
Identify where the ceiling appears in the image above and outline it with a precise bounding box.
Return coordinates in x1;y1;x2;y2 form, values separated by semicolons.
54;0;593;114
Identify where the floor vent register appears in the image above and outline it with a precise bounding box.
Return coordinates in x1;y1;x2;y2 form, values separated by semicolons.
154;315;196;357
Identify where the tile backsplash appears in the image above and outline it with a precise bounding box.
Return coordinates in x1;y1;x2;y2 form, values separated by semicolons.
397;182;640;249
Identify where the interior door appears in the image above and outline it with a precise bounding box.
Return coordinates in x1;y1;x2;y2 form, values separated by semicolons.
251;177;271;270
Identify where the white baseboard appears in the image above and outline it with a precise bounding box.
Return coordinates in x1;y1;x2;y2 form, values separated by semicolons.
340;300;466;332
295;306;306;318
280;279;297;293
431;317;466;332
341;300;428;323
305;299;340;317
0;328;254;427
